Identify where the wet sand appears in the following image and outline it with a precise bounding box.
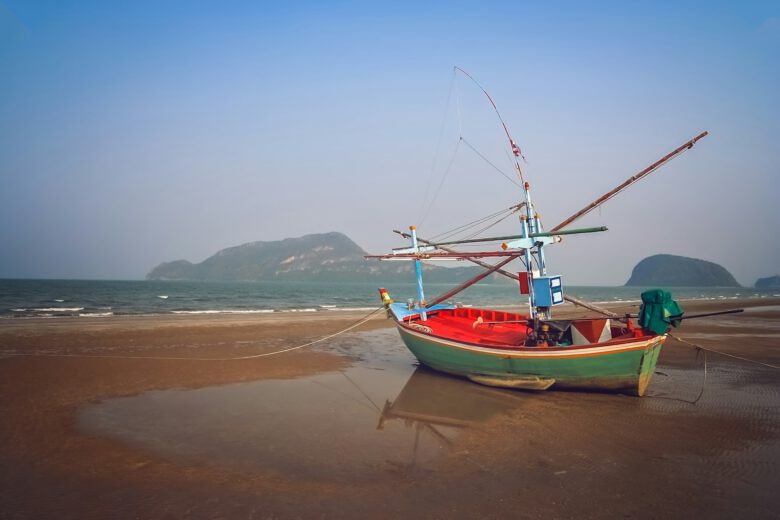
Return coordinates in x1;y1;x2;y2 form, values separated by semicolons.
1;299;779;519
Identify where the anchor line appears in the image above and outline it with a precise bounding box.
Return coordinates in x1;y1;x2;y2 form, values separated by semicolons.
669;333;779;370
650;347;708;406
691;348;708;405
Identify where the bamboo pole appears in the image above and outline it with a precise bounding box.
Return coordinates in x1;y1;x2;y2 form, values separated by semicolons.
551;131;708;232
426;256;517;309
412;226;608;249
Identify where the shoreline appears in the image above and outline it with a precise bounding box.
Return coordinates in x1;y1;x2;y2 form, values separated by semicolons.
2;293;776;323
3;287;777;320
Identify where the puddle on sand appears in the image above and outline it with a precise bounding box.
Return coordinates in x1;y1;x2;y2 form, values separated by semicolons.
78;327;780;491
77;329;525;481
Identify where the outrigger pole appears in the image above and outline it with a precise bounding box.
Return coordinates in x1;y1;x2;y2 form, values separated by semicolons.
552;131;708;232
425;256;517;308
392;226;608;250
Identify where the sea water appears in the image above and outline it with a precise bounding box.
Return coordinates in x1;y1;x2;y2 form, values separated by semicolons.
0;278;776;319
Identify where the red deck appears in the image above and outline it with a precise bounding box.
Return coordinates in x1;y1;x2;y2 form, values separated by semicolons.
401;307;641;349
403;308;529;347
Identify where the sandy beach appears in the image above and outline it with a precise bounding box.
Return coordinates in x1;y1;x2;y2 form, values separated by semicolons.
1;298;778;519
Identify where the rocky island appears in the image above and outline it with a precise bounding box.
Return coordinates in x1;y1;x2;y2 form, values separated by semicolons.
754;275;780;289
147;231;483;283
625;254;740;287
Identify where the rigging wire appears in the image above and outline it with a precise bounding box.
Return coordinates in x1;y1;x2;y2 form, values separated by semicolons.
454;66;527;185
430;206;516;242
418;70;458;225
455;69;463;138
420;139;462;227
417;67;529;235
461;137;522;188
458;208;519;241
428;204;521;242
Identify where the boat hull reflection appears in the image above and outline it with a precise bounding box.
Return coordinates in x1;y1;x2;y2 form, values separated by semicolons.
379;366;526;430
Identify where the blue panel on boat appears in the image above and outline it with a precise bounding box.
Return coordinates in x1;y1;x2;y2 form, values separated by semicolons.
532;276;563;307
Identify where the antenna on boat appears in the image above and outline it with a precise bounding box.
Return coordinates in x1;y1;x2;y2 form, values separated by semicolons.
454;67;544;318
453;66;526;185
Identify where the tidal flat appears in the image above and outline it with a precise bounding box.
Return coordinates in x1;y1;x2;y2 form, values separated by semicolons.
1;299;778;519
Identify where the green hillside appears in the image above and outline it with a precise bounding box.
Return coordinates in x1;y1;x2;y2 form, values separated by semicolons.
147;232;487;283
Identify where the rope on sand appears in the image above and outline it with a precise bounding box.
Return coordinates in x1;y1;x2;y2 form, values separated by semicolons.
691;348;707;405
0;307;386;362
657;333;778;406
669;333;780;370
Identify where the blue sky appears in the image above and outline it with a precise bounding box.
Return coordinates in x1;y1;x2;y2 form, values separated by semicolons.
0;1;778;284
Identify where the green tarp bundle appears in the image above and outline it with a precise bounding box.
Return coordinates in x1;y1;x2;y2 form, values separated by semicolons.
638;289;684;336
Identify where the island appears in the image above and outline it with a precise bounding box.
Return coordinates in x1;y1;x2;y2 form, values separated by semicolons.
625;254;740;287
147;231;485;283
754;275;780;289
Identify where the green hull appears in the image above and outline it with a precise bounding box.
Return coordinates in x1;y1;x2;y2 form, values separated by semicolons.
396;325;665;396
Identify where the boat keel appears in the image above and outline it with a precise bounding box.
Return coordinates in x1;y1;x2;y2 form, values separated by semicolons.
467;374;556;390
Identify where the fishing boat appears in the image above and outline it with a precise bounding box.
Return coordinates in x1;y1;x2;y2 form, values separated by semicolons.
368;69;707;396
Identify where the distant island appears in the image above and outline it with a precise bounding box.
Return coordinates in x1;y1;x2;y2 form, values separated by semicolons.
625;254;740;287
147;232;485;283
754;275;780;289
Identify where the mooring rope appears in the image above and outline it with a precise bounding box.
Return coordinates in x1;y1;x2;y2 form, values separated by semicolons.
669;332;779;370
0;307;386;362
654;332;777;406
691;348;708;405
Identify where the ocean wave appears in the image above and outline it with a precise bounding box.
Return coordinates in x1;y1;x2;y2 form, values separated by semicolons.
79;312;114;317
32;307;84;312
172;309;276;315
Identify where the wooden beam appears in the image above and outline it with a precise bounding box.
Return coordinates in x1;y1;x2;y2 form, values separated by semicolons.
426;256;517;309
551;131;708;232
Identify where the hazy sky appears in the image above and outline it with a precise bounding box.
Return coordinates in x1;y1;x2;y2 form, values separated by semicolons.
1;1;778;285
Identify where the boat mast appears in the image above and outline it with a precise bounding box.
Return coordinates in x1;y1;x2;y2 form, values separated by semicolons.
503;117;545;319
519;180;554;320
409;225;428;321
451;67;556;320
519;185;536;318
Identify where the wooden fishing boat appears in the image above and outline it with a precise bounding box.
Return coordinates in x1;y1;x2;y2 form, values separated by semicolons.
368;69;705;396
384;301;665;396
